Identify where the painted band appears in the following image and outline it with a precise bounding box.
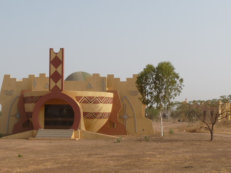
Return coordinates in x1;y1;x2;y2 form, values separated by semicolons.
83;112;111;119
76;96;113;104
23;96;41;103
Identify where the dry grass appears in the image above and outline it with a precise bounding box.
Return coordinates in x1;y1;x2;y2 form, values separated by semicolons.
152;120;207;134
216;120;231;128
0;121;231;173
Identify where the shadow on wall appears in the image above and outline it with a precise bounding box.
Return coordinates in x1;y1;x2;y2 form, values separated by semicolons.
121;96;137;133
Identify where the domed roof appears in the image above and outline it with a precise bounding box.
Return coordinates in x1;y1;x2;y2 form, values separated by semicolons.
65;71;91;81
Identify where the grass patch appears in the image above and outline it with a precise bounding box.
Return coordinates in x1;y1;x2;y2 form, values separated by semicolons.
114;137;122;143
217;120;231;128
169;129;174;135
18;154;23;158
186;125;206;133
144;136;150;142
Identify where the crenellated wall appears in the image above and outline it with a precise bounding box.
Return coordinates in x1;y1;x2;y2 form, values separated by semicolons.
0;74;41;134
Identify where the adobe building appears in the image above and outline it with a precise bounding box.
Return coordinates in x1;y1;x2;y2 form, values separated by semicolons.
0;48;153;139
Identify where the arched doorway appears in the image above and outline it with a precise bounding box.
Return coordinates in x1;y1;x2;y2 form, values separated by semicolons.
32;92;81;130
44;101;74;129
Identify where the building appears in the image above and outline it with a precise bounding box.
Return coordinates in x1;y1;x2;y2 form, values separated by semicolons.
219;101;231;121
0;48;153;138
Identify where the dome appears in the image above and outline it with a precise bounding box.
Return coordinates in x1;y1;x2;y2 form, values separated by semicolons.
65;72;91;81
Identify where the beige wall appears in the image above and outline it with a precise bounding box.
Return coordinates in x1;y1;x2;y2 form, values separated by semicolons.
219;102;231;121
0;75;33;134
0;74;48;134
106;74;153;135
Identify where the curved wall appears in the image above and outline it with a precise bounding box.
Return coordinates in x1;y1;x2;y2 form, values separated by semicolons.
27;90;114;132
64;91;113;132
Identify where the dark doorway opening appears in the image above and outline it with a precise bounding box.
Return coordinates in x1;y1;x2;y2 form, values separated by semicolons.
44;104;74;129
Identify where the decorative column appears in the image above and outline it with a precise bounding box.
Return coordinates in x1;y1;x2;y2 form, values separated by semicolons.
49;48;64;92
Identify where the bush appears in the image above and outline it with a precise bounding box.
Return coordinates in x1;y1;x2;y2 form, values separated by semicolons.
18;154;23;158
114;137;122;143
144;136;150;141
169;129;174;135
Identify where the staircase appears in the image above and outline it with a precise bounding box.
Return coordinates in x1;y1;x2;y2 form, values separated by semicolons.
35;129;74;139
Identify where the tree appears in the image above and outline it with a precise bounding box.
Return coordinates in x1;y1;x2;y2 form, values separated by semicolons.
171;102;198;122
186;102;229;141
136;62;184;136
145;107;160;120
171;96;231;141
219;95;231;103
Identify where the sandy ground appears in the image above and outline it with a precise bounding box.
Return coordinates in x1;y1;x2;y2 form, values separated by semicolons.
0;122;231;173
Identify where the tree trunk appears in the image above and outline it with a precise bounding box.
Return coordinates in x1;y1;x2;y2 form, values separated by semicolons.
210;130;213;141
210;126;214;141
160;111;164;137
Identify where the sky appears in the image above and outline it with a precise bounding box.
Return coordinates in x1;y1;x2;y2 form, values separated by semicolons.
0;0;231;102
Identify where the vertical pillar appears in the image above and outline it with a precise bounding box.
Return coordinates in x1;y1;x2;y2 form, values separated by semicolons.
49;48;64;92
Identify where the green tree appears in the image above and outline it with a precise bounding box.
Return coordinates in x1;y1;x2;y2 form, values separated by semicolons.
171;102;198;122
136;62;184;136
136;64;155;107
146;107;160;120
219;95;231;103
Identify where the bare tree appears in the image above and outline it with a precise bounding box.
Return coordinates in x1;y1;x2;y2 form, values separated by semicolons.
187;102;229;141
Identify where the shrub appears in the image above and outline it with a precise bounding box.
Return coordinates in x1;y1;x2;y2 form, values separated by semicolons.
114;137;122;143
144;136;150;141
169;129;174;135
18;154;23;158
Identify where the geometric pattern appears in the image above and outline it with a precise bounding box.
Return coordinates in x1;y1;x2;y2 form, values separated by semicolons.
49;48;64;92
83;112;111;119
51;56;62;68
23;96;41;103
76;96;113;104
51;71;62;83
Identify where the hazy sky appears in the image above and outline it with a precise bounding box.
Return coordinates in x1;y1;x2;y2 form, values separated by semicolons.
1;0;231;102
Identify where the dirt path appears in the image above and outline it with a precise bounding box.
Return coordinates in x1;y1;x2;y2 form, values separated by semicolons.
215;133;231;138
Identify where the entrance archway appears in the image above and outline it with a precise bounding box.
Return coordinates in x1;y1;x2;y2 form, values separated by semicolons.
32;92;81;130
44;103;74;129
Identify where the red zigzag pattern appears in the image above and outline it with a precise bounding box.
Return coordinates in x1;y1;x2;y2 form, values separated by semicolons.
76;96;113;104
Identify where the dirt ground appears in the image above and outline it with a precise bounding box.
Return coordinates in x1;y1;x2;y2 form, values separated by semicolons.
0;122;231;173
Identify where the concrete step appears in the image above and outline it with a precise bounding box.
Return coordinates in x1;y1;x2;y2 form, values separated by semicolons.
36;129;74;139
